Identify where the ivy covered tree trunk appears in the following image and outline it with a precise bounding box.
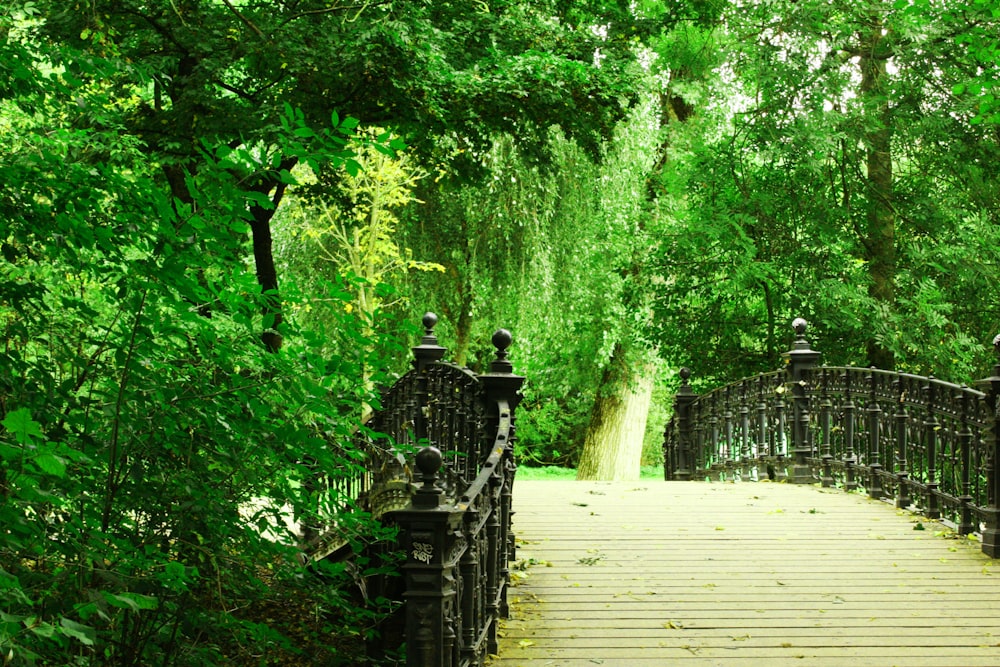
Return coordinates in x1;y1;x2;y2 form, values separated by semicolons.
860;13;896;369
576;344;655;481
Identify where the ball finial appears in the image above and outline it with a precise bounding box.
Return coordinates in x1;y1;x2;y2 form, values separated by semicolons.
680;367;691;383
492;328;512;356
415;445;443;477
792;317;808;336
422;312;438;335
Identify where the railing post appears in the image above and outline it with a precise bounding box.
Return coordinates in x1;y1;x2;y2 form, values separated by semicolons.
782;318;822;484
395;447;461;667
481;329;525;451
976;335;1000;557
479;328;524;618
413;313;449;445
672;368;696;481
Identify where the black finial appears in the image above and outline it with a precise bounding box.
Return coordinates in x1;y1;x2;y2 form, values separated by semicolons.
493;328;512;359
412;446;444;509
790;317;813;352
413;311;447;370
783;316;821;373
490;328;513;373
677;367;694;396
415;445;442;481
422;312;438;336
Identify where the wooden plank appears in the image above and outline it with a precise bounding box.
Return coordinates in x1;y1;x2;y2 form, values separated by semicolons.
491;480;1000;667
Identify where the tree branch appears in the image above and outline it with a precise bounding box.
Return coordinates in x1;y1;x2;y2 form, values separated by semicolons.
281;0;393;26
220;0;267;39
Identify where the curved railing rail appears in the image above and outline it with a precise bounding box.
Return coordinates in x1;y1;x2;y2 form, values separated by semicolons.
664;319;1000;559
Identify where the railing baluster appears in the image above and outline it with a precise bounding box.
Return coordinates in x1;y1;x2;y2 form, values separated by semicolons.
460;527;477;664
485;479;502;654
774;376;787;482
740;383;751;480
958;389;975;536
693;400;706;477
894;377;912;509
844;371;858;492
867;370;884;500
724;385;735;479
756;375;768;480
819;368;835;488
924;379;941;520
708;395;720;478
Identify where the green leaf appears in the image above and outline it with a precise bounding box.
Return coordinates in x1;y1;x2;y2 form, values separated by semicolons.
104;592;158;612
27;619;56;638
33;453;66;478
165;561;186;579
59;617;96;646
2;408;44;443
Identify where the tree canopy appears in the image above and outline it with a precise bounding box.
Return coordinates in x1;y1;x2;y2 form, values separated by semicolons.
4;0;1000;662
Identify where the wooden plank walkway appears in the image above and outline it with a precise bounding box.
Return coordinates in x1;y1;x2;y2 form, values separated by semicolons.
493;480;1000;667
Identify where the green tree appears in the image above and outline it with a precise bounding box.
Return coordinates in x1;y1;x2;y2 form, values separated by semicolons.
1;11;399;664
32;0;650;351
649;0;1000;382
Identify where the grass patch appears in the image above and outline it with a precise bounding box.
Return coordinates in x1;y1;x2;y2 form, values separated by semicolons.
516;465;664;480
517;465;577;480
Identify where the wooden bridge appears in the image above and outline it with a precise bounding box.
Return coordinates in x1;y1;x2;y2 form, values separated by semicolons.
495;479;1000;667
339;314;1000;667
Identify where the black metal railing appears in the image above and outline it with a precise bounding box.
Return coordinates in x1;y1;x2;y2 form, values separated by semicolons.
306;313;524;667
664;319;1000;559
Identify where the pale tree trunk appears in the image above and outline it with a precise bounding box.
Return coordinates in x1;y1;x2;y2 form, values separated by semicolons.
577;346;656;481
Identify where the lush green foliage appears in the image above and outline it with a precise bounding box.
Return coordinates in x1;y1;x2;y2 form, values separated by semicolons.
6;0;1000;659
647;0;1000;384
0;0;663;661
0;10;404;664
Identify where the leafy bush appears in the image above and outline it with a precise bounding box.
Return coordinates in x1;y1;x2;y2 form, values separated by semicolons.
0;33;402;666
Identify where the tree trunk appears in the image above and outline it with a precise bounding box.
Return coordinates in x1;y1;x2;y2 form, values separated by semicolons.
576;345;655;481
859;15;896;369
249;200;284;353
